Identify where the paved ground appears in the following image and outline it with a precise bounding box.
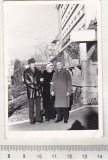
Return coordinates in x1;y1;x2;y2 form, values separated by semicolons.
8;106;98;131
8;107;29;123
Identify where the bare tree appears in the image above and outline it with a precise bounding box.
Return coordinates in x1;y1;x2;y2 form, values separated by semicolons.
34;41;48;62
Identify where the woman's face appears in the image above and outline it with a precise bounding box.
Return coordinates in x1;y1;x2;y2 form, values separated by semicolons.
47;65;53;72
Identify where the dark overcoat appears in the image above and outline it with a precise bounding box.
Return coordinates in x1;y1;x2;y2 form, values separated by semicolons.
42;70;55;108
50;68;72;108
24;67;42;99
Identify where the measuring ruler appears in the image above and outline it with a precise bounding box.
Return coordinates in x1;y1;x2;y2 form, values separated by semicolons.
0;145;108;159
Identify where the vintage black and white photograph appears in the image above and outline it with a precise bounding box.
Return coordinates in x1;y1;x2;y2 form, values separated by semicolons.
4;0;102;138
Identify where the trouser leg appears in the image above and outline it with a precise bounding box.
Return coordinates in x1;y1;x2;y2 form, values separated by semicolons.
45;105;50;120
29;99;34;122
35;97;41;121
56;108;63;120
50;104;56;119
63;108;69;121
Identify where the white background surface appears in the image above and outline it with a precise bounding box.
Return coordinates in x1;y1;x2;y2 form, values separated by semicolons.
0;0;108;145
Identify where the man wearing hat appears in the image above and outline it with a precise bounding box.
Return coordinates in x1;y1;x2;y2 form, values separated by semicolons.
50;59;72;123
24;58;43;124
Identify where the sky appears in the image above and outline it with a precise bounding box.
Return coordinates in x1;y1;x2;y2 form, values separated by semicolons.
4;2;58;62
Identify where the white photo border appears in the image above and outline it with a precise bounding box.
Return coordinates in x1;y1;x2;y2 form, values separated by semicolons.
3;0;103;139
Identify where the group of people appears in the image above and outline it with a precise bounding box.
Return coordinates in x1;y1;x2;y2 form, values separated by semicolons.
24;58;72;124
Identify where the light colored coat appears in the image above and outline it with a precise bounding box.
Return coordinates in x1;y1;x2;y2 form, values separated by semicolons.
50;68;72;108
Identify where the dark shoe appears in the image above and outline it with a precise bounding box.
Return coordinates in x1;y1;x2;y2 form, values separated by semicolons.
30;120;35;124
36;120;44;123
51;118;55;120
46;119;50;122
64;120;68;123
55;119;62;123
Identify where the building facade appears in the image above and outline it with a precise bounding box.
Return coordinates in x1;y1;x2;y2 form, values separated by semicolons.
56;4;86;52
55;3;97;61
52;3;98;106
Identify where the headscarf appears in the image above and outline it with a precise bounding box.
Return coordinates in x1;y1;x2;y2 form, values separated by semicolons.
46;62;53;70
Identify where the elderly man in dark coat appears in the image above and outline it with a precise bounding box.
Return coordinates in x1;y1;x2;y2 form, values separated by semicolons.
50;60;72;123
24;58;43;124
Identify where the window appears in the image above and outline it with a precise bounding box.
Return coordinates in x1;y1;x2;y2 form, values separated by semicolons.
61;4;63;8
78;11;80;15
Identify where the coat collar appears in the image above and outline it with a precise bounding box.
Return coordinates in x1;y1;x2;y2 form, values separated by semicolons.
57;67;64;73
28;67;35;73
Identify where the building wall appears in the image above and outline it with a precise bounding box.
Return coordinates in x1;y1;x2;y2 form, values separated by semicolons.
56;3;97;51
57;4;86;48
56;4;98;106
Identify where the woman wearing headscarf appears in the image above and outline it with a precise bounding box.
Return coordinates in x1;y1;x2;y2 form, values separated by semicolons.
42;63;56;121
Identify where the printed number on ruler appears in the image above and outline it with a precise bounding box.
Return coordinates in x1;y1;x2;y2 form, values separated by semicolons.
0;145;107;159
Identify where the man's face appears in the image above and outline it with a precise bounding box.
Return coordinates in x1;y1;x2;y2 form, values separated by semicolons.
29;62;35;70
56;62;63;70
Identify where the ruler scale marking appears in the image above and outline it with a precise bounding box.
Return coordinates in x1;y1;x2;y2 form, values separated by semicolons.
0;145;108;159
